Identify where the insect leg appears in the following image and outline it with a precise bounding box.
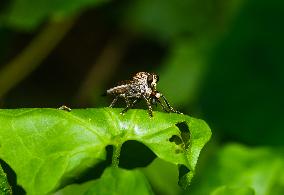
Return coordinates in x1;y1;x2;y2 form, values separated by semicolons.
131;99;140;107
151;97;158;107
161;94;182;114
120;98;141;115
109;96;119;108
120;97;133;114
143;96;153;117
155;98;170;113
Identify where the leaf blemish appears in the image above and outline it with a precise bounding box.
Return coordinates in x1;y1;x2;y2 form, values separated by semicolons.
175;149;183;154
175;122;190;150
169;135;183;145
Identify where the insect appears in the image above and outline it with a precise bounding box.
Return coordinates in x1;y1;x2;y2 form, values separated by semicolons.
106;72;182;117
58;105;71;112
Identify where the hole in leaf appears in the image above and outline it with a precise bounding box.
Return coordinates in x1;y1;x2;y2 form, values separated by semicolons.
176;122;190;149
0;159;26;195
119;140;156;169
178;164;190;181
169;135;183;145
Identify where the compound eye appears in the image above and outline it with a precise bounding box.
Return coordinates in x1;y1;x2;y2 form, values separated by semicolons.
147;75;153;85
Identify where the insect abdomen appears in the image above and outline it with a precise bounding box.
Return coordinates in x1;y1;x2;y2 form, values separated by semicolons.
107;85;129;95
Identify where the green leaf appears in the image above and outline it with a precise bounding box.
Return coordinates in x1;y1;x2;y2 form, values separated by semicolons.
0;108;211;194
142;158;182;195
55;167;153;195
55;180;95;195
1;0;107;30
211;186;255;195
0;164;12;195
189;144;284;195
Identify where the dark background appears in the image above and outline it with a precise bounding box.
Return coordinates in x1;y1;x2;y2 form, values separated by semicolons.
0;0;283;194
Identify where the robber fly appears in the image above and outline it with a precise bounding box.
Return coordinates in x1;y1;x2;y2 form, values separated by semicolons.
106;72;182;117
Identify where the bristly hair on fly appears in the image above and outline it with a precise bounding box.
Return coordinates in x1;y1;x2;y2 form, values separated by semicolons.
105;72;182;117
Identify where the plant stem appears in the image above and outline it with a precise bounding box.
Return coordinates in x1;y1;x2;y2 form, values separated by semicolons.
76;34;131;106
0;17;76;99
112;143;122;168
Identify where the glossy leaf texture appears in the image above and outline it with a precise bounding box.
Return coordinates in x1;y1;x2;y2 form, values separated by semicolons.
56;167;154;195
0;108;211;194
0;164;12;195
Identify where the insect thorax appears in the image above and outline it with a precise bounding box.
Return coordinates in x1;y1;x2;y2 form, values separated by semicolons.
107;72;156;99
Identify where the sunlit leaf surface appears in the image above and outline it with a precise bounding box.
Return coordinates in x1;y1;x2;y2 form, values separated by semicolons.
0;108;211;194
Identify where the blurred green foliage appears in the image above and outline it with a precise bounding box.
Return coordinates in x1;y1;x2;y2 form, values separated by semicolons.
201;0;284;145
1;0;107;30
211;186;255;195
0;0;284;194
189;144;284;194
